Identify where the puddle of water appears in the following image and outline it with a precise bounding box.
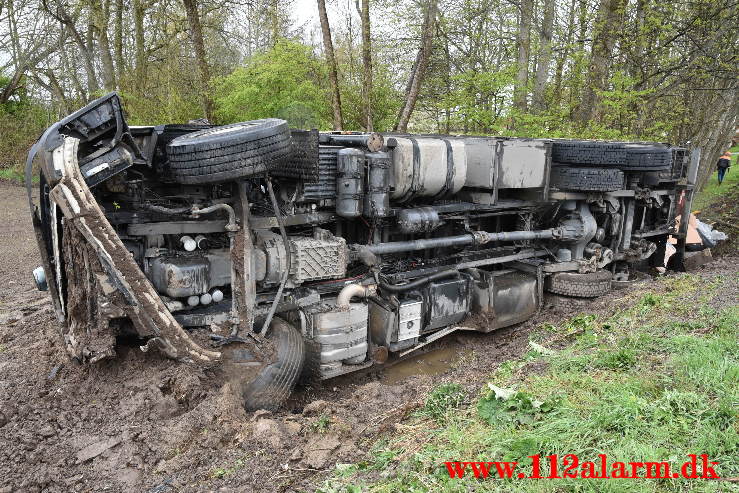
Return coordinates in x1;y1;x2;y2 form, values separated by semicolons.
381;346;471;385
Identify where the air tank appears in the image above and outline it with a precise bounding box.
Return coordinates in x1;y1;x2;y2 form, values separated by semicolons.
336;148;365;218
397;207;442;234
364;151;391;218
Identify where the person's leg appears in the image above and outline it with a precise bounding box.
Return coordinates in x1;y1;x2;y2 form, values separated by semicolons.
718;167;726;184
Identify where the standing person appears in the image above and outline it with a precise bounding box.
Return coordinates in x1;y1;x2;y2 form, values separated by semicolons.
716;151;731;185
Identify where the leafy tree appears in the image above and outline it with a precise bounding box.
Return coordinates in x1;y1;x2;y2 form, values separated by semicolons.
214;40;332;128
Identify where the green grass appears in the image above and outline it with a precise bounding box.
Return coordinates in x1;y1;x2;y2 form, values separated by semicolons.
0;167;25;184
318;273;739;493
692;144;739;212
310;414;333;433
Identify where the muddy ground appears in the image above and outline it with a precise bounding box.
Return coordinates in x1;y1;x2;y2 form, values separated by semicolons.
0;181;736;492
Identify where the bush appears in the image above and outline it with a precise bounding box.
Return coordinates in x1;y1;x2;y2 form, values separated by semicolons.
0;103;47;176
215;40;331;128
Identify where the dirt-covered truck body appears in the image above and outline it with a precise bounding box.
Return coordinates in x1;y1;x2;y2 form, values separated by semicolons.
26;93;694;409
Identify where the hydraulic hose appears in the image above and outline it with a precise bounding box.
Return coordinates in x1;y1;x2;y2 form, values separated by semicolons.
142;204;191;215
378;269;459;293
191;203;238;232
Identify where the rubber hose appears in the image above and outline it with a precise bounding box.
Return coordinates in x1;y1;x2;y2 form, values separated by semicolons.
379;270;458;293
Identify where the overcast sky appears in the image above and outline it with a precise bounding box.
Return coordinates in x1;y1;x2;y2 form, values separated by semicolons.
291;0;323;28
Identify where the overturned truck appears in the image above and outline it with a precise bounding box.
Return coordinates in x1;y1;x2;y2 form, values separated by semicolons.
27;93;695;410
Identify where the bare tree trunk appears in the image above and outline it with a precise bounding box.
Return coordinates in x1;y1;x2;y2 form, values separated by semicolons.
84;21;99;95
133;0;146;90
394;0;438;132
317;0;343;130
513;0;533;113
531;0;555;112
92;0;116;91
270;0;279;45
61;44;86;101
575;0;627;124
693;81;739;190
113;0;124;83
42;0;100;97
360;0;373;131
32;71;70;114
182;0;214;120
553;0;576;105
0;68;26;104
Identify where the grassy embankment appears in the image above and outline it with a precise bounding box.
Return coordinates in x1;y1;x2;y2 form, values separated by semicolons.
692;145;739;255
317;159;738;492
318;272;738;493
692;145;739;212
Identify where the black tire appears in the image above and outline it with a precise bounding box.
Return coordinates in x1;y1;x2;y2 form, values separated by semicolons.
545;270;612;298
243;317;305;411
166;119;292;184
300;339;323;384
552;141;672;171
622;144;672;171
550;166;624;191
551;141;627;166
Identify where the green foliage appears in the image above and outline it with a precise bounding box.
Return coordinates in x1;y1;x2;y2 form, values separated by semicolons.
338;63;402;132
309;413;332;433
593;347;637;370
477;387;560;426
215;40;331;128
120;87;203;126
322;271;738;492
692;144;739;212
420;383;465;421
0;93;48;174
439;67;516;134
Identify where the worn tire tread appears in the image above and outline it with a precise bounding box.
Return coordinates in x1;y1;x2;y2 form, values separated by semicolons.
550;166;624;191
545;270;612;298
166;119;292;184
243;317;305;411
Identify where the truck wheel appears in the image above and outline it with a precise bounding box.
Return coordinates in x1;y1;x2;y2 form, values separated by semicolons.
551;141;627;166
622;144;672;171
166;119;292;184
550;167;624;191
545;270;612;298
242;317;305;411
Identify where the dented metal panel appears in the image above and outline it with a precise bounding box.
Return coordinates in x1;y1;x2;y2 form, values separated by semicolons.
497;139;551;189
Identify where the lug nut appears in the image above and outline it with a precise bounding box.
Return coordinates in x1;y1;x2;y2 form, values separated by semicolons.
186;295;200;307
200;293;212;305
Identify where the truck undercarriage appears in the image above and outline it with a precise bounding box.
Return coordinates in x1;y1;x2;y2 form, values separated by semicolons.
27;93;696;410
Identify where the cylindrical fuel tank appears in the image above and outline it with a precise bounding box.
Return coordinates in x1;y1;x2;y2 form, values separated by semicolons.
396;207;442;233
389;137;467;202
364;151;391;218
336;148;365;218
